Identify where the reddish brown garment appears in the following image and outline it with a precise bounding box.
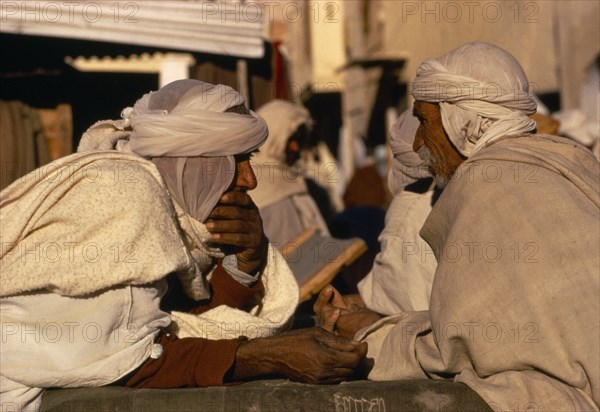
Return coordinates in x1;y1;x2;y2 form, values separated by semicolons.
124;263;264;388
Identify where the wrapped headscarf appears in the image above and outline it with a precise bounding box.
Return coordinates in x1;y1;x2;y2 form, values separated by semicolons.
250;100;312;208
411;42;537;157
79;79;268;222
254;100;312;162
388;110;431;195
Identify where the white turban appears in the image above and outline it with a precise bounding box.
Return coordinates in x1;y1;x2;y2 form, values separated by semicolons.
388;110;431;195
255;100;312;162
127;80;267;158
78;79;268;222
250;100;312;208
411;42;537;157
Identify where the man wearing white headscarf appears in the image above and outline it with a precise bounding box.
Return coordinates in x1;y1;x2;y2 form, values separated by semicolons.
0;80;366;412
315;43;599;411
356;109;437;314
250;100;330;247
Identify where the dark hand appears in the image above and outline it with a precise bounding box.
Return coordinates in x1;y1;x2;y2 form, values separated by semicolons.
314;285;382;340
206;191;268;275
233;327;367;384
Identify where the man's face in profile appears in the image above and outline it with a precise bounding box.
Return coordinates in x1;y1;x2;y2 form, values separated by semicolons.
285;124;310;166
412;101;464;188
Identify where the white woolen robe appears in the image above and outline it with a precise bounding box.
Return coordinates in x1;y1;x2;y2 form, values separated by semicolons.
358;135;600;411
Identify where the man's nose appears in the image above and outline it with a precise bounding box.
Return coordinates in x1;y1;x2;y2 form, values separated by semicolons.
413;132;425;153
236;160;258;191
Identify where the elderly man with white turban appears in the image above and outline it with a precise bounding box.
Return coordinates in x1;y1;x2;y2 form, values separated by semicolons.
315;42;599;410
0;80;366;412
250;100;330;247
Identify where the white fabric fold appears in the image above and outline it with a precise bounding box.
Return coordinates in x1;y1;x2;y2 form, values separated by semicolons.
126;83;267;158
172;245;298;340
387;110;431;195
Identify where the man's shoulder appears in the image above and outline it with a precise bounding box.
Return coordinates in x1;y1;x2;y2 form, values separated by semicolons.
49;151;173;214
58;151;160;186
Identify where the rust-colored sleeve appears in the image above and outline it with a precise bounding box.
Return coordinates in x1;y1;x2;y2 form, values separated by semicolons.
125;263;264;388
160;261;264;315
125;334;245;388
189;263;264;315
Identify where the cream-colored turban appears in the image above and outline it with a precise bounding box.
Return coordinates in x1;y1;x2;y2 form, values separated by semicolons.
250;100;312;208
411;42;537;157
254;100;312;162
388;110;431;196
78;79;268;222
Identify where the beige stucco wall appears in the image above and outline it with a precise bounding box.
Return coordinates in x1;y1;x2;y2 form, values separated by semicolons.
371;0;558;93
555;0;599;109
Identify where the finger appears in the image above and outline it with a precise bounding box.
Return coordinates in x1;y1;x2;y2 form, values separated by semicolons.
356;342;368;357
319;308;340;332
313;285;334;314
209;232;254;248
322;348;366;368
328;367;355;376
348;303;362;313
316;331;363;351
316;368;356;383
208;205;260;222
207;219;250;235
329;287;346;308
219;191;254;207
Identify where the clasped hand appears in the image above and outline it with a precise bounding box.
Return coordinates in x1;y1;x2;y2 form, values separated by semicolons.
206;191;268;275
314;285;382;340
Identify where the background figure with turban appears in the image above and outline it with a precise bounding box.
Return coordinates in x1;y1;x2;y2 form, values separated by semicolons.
315;42;599;410
250;100;330;248
0;80;366;412
355;109;438;314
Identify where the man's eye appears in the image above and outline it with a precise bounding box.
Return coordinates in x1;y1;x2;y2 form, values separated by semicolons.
235;151;259;162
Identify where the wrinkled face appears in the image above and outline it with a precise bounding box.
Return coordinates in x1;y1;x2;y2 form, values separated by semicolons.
222;104;259;193
224;153;258;193
412;101;464;188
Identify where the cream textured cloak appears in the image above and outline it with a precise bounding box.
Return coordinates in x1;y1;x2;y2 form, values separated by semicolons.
357;135;600;411
0;151;298;411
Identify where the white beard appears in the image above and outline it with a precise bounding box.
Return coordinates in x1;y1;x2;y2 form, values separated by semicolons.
417;146;451;189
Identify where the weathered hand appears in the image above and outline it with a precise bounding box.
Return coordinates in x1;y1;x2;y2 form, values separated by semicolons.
314;285;381;339
313;285;348;332
334;309;382;340
233;327;367;384
206;191;268;275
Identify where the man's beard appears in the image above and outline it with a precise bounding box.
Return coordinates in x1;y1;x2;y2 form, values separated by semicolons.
417;146;451;189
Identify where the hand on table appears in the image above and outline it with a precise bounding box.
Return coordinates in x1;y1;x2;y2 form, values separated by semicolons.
233;327;367;384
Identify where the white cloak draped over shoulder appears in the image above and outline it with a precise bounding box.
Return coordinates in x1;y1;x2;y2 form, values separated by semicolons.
357;135;600;411
0;152;298;411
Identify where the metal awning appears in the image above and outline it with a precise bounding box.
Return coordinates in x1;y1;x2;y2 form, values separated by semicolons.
0;1;266;58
